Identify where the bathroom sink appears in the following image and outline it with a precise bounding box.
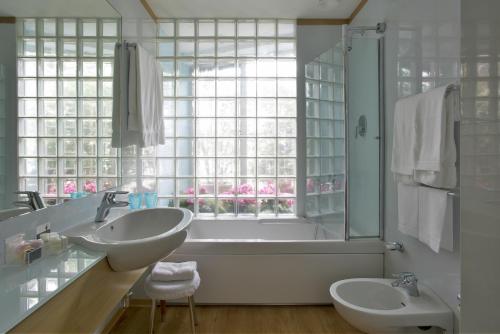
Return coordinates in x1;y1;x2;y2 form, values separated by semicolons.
63;208;193;271
330;278;452;333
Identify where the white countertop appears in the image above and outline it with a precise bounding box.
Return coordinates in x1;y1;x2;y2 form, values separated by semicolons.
0;244;105;333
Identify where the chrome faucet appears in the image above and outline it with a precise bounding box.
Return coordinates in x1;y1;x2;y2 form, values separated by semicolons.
391;272;420;297
13;191;45;211
95;191;129;223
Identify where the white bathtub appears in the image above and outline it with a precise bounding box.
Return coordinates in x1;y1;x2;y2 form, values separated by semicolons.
152;219;384;304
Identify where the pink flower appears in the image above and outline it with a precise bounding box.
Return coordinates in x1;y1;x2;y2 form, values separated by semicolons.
259;181;276;195
47;184;57;194
83;180;97;193
63;180;76;194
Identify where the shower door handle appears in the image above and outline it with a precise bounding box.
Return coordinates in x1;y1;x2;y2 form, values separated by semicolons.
355;115;367;138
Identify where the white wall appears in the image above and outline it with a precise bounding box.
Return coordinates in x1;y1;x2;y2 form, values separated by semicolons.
352;0;461;329
460;0;500;332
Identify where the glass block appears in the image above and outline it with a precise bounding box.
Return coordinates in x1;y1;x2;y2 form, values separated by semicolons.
237;39;256;57
217;59;236;77
278;158;296;176
100;59;114;77
176;78;195;97
163;119;175;137
278;198;294;214
319;101;334;119
176;40;195;57
217;138;236;157
101;39;116;57
196;138;215;156
277;59;296;77
259;198;276;215
257;98;276;117
320;82;334;101
257;39;276;57
198;197;216;214
257;138;276;156
258;179;276;196
80;60;97;77
278;178;295;196
158;40;175;57
62;19;77;36
19;38;37;57
157;178;175;196
278;138;296;156
176;138;194;157
237;159;256;177
198;20;215;37
216;118;236;137
59;159;77;176
219;198;236;215
277;40;296;57
101;20;118;37
60;59;77;77
196;98;216;117
177;20;195;37
100;159;117;176
258;20;276;37
39;59;57;77
38;118;57;137
196;158;215;177
23;19;37;36
81;19;97;36
159;59;175;76
217;79;236;97
257;78;276;97
176;59;195;77
176;118;194;137
237;98;256;117
237;78;256;97
19;138;37;156
216;178;234;195
99;99;113;117
237;138;256;156
18;78;37;97
307;158;320;175
59;79;77;97
19;99;37;117
79;158;97;177
18;58;37;77
217;98;236;117
18;178;38;192
237;118;256;137
277;78;296;97
18;118;37;137
217;20;235;37
99;178;117;191
257;118;276;137
19;158;38;176
78;138;97;156
163;79;174;97
39;177;58;195
98;138;116;156
197;39;215;57
278;118;296;137
257;158;276;176
176;99;195;117
59;118;77;137
277;20;295;37
196;59;216;77
39;79;57;97
217;159;236;177
237;59;256;77
41;18;56;36
77;119;96;137
176;159;194;177
158;158;175;177
81;39;97;57
60;178;77;194
217;40;235;57
99;79;113;97
196;79;215;97
58;99;76;117
57;138;76;157
60;39;77;57
80;79;97;97
256;59;276;78
40;38;57;56
238;20;256;37
99;119;113;137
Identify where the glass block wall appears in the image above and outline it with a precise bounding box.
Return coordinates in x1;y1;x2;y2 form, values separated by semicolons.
17;18;120;205
122;19;297;217
304;45;345;217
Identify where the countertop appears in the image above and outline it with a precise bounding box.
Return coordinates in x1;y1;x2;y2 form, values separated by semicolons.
0;244;105;333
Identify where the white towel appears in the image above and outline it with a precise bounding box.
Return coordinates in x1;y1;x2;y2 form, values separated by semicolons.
151;261;197;282
418;186;453;253
397;182;419;238
391;94;419;176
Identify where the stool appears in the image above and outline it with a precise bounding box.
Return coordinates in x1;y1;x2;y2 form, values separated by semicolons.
144;270;200;334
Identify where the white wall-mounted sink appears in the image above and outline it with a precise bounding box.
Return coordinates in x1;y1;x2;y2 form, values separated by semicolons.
63;208;193;271
330;278;452;333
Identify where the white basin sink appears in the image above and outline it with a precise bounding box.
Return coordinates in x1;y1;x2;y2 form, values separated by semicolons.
63;208;192;272
330;278;452;333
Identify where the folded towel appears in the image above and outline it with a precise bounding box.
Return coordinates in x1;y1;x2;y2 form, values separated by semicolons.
397;182;419;237
418;186;453;253
151;261;197;282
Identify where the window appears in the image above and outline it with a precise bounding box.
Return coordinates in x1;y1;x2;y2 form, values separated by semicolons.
17;18;120;205
124;19;297;217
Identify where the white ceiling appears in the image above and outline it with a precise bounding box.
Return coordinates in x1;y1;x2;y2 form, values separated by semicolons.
0;0;120;17
147;0;362;19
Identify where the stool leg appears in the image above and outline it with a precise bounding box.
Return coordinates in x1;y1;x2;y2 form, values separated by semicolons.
188;295;198;333
160;300;166;322
149;299;156;334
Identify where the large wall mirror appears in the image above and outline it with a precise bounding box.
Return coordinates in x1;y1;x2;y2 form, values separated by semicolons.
0;0;122;219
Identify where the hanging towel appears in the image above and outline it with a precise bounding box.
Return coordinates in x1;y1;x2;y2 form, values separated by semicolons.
417;186;453;253
151;261;197;282
397;182;419;238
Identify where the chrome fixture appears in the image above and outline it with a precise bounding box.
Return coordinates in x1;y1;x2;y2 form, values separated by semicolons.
355;115;367;138
391;272;419;297
385;241;404;252
95;191;129;223
345;22;387;52
13;191;45;211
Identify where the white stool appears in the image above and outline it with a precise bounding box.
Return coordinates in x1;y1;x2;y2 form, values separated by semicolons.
144;270;200;334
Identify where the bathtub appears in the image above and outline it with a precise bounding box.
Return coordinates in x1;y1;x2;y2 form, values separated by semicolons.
153;219;385;304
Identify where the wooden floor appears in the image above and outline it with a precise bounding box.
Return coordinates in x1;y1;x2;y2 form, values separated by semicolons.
110;304;363;334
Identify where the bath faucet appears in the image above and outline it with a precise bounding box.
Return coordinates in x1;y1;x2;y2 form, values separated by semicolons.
13;191;45;211
391;272;419;297
95;191;129;223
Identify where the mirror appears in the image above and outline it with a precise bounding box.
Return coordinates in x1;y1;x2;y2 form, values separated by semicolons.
0;0;122;217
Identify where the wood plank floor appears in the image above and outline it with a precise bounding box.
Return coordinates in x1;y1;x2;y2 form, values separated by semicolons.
110;305;363;334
